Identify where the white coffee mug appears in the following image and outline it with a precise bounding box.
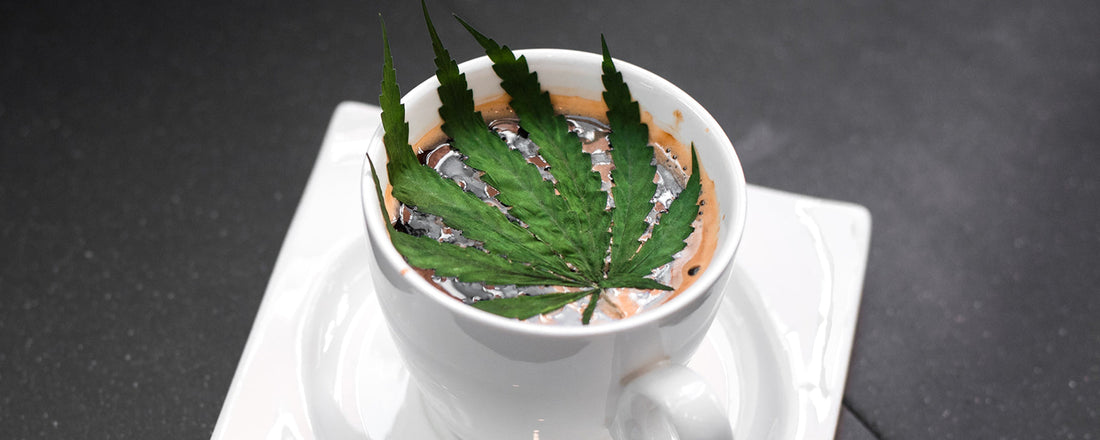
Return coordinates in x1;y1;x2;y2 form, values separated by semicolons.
361;49;747;440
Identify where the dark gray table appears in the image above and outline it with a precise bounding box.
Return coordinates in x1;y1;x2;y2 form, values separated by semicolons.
2;1;1097;438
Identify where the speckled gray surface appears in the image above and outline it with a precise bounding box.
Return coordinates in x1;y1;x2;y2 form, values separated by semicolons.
1;0;1097;439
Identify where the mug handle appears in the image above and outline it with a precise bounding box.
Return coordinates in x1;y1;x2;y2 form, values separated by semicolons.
611;363;733;440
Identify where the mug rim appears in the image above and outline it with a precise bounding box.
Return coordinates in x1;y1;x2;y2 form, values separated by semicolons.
362;48;747;338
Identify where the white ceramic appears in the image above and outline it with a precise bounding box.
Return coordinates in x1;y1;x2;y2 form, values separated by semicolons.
210;102;872;440
361;49;747;440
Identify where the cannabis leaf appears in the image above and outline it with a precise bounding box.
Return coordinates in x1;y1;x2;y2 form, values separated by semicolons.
372;4;703;324
599;35;661;280
610;146;702;283
457;17;611;280
376;18;582;288
379;17;585;287
472;288;598;320
422;6;586;281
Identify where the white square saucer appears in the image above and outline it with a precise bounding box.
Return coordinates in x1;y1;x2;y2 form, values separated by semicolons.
211;102;872;440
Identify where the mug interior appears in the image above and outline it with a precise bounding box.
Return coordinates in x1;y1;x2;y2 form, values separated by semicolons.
362;48;747;336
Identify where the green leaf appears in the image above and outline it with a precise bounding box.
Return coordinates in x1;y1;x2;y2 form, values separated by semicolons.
457;16;612;279
366;154;392;228
377;2;580;282
372;156;580;287
390;166;583;282
381;10;582;283
623;145;702;278
390;230;587;287
423;3;590;279
378;16;418;175
580;290;601;325
472;289;598;320
601;36;660;277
